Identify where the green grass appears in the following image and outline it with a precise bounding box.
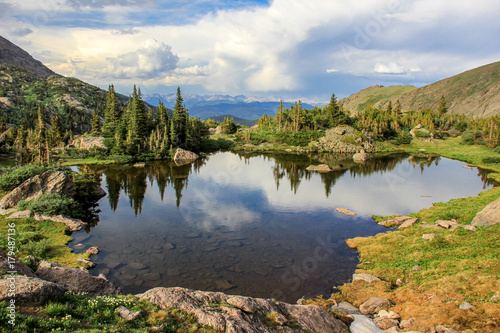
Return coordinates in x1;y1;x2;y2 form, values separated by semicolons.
0;214;89;268
0;293;217;332
398;137;500;181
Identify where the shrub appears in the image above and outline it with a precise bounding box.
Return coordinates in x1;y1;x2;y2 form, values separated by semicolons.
18;193;81;217
274;130;324;147
23;238;51;258
414;130;431;138
494;146;500;154
461;130;483;145
0;165;49;191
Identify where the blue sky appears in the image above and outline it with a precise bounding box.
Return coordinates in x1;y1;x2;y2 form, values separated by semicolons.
1;0;499;103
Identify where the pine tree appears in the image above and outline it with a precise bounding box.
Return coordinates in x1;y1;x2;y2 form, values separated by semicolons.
35;106;47;165
170;87;188;147
126;85;148;153
91;110;101;136
386;101;393;113
102;84;120;138
438;96;448;115
393;100;402;118
48;115;63;147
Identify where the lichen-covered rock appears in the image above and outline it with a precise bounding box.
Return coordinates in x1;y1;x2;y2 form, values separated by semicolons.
353;151;370;163
70;136;106;150
398;218;419;229
472;196;500;226
313;126;373;153
0;275;65;305
173;148;198;165
0;170;75;210
359;297;391;315
36;261;123;296
138;287;349;333
352;273;381;283
34;214;87;232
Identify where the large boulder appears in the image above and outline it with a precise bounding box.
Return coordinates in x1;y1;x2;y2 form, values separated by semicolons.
36;261;123;297
0;248;36;278
138;287;349;333
0;275;65;305
69;136;106;150
306;164;332;173
0;170;75;210
313;126;373;153
472;196;500;226
359;297;392;315
173;148;198;165
353;150;371;163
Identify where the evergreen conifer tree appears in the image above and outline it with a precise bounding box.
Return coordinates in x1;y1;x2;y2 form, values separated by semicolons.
91;110;101;136
438;96;448;115
103;84;120;138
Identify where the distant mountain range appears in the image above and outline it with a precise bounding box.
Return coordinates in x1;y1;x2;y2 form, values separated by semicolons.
143;94;318;120
340;61;500;118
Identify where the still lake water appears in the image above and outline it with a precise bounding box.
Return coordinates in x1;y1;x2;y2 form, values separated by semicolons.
69;152;494;302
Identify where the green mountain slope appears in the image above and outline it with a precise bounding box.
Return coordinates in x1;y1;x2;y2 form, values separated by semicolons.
0;64;109;134
339;85;417;113
340;61;500;118
0;36;59;79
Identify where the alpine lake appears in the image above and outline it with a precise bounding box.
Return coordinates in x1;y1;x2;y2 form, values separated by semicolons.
69;152;495;303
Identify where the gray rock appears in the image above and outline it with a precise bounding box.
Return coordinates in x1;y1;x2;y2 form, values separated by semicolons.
0;248;37;277
350;314;385;333
86;247;100;255
359;297;392;315
36;261;123;296
436;220;459;229
472;196;500;226
374;317;399;330
422;233;436;240
226;296;259;313
377;310;400;320
459;301;474;310
398;218;419;229
399;317;415;329
70;136;106;150
34;214;87;232
6;210;31;219
0;275;65;305
434;325;460;333
331;301;361;315
353;151;371;163
116;305;141;321
138;287;348;333
0;170;75;210
173;148;198;165
352;273;381;283
77;257;96;268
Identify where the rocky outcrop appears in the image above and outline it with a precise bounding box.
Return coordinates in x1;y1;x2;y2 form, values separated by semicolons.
306;164;332;173
36;261;123;297
472;196;500;226
0;248;36;278
312;126;373;153
0;276;65;305
34;214;87;232
0;170;75;210
173;148;199;165
69;136;106;150
353;150;370;163
138;287;349;333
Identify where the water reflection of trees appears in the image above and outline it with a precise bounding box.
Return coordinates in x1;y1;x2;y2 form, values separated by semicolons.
87;152;496;217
